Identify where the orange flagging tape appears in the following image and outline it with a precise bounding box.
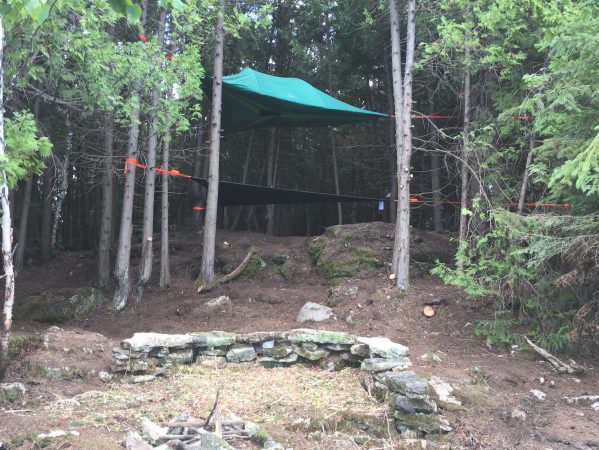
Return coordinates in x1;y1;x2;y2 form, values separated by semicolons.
193;206;206;212
123;158;192;179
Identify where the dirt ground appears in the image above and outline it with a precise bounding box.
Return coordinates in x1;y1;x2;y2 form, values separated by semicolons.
3;222;599;449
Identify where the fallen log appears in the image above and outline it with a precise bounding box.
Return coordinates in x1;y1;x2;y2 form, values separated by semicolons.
524;336;584;375
197;248;257;293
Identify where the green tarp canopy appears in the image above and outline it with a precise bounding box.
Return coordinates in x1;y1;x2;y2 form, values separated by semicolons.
206;68;387;133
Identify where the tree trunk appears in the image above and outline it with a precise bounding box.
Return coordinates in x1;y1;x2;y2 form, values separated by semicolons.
198;0;225;286
50;114;72;250
40;156;53;262
136;7;167;301
517;131;535;215
391;0;415;290
14;177;32;274
192;126;206;229
428;81;443;231
0;16;16;381
98;112;114;288
458;30;471;266
159;126;171;288
114;0;148;309
266;128;276;235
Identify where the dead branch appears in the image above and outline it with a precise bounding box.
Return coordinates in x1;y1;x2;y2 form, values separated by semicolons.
524;336;584;375
197;249;256;293
203;389;220;429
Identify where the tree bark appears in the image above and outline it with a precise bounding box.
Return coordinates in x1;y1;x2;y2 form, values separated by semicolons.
427;81;443;232
14;177;32;274
98;112;114;288
198;0;226;286
0;16;16;380
40;155;54;262
517;131;535;215
391;0;416;290
136;7;167;301
192;126;206;229
159;126;171;288
50;113;72;250
458;28;471;266
113;0;147;309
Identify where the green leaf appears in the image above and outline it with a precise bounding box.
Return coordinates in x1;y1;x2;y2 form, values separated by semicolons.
171;0;185;11
126;4;142;22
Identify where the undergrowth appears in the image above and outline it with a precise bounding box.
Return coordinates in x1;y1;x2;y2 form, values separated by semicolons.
433;209;599;353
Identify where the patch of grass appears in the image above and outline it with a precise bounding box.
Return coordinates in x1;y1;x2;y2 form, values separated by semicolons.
8;334;43;359
307;244;325;264
274;260;292;281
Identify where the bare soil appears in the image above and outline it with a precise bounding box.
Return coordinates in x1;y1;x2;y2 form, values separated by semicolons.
3;222;599;449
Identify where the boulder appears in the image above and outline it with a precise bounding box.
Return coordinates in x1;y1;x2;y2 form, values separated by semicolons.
190;331;236;348
284;329;355;345
357;336;409;359
385;371;428;399
293;342;329;361
395;412;452;435
14;287;105;323
361;357;412;372
393;394;438;414
262;342;293;358
296;302;336;322
122;333;194;352
226;345;257;363
428;376;462;409
205;295;232;309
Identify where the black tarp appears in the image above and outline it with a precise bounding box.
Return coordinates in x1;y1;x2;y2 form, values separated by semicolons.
192;178;385;207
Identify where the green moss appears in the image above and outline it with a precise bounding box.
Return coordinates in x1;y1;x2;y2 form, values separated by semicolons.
275;260;292;280
252;428;270;445
239;254;265;279
8;334;43;359
319;247;383;284
307;244;325;264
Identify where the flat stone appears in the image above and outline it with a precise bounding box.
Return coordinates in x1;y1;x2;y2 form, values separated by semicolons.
284;329;355;345
197;346;227;356
141;417;168;444
340;352;363;364
236;331;284;344
357;336;409;358
419;353;443;363
395;412;452;435
323;344;352;351
262;343;293;358
165;348;194;365
361;357;412;372
131;375;156;383
0;383;26;402
226;345;256;363
190;331;236;348
196;433;235;449
125;431;154;450
393;394;437;414
98;371;112;382
428;376;462;408
530;389;546;401
293;343;329;361
350;343;370;357
205;295;231;309
564;395;599;406
296;302;336;322
258;353;299;367
385;371;428;398
122;333;194;352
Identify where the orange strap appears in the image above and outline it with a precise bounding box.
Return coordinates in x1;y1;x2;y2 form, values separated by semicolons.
192;206;206;211
123;158;192;179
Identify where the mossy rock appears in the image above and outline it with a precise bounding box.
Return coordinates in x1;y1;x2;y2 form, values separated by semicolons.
13;288;105;323
319;246;384;284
